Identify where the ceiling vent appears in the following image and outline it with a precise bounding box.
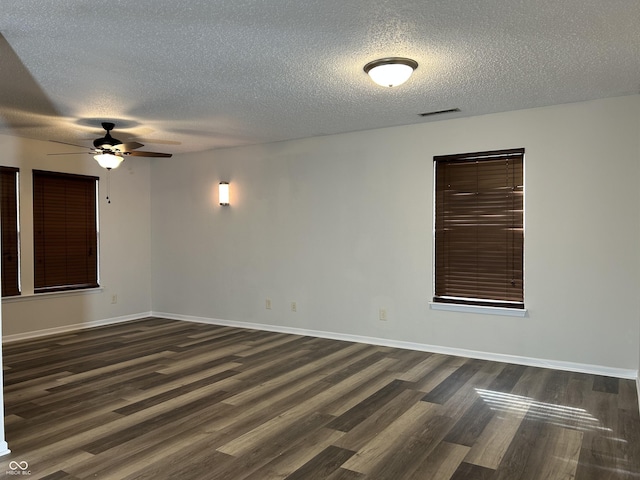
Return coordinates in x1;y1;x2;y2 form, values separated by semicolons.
418;108;460;117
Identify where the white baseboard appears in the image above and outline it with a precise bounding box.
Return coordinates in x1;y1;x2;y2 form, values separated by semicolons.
4;310;638;382
2;312;152;344
637;376;640;417
153;311;639;380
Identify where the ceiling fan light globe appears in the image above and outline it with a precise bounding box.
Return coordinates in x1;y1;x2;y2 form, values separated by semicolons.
94;153;123;170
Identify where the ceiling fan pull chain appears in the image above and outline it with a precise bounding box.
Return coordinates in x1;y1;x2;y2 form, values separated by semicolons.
106;170;111;204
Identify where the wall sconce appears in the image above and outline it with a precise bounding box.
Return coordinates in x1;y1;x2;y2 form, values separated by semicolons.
219;182;230;206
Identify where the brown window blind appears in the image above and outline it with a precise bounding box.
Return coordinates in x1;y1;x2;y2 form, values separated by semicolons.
434;148;524;309
0;167;20;297
33;170;99;293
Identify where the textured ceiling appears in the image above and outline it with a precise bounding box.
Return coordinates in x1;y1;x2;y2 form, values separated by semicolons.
1;1;639;155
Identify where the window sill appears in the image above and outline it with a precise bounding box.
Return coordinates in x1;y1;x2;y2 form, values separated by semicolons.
2;287;103;303
429;302;527;317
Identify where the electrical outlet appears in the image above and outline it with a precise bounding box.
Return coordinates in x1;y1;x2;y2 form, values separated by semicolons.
111;294;118;304
265;299;272;310
379;308;387;321
291;301;297;312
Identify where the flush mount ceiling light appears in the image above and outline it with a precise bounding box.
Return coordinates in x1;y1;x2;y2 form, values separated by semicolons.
364;57;418;88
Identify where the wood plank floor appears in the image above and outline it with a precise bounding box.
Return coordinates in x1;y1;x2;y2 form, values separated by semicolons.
1;317;639;479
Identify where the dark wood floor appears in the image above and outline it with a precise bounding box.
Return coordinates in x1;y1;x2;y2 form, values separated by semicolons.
1;318;639;479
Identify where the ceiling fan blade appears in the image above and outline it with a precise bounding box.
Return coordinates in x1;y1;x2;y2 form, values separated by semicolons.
128;151;172;158
117;141;144;151
47;152;90;156
137;138;182;146
49;139;89;149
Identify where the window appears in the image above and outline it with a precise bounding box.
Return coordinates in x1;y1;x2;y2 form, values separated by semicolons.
433;148;524;309
33;170;99;293
1;167;20;297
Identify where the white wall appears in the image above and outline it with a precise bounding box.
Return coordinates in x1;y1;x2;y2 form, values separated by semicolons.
0;134;153;337
0;236;8;455
151;95;640;371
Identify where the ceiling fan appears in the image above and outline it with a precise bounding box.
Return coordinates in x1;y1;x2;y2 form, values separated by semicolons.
49;122;172;170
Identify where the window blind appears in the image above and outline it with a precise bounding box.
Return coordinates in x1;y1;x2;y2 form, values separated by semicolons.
0;167;20;297
434;149;524;308
33;170;99;293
